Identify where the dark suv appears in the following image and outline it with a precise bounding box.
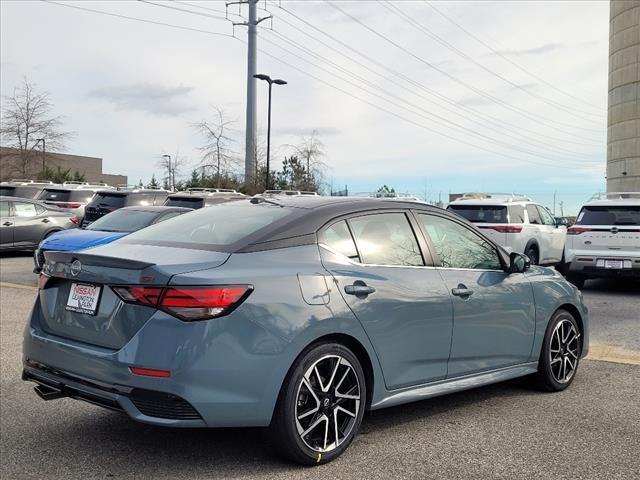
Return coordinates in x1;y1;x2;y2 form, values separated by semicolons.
164;190;245;209
82;188;169;226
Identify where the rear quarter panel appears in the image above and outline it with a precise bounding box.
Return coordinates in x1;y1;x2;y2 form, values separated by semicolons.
525;266;589;361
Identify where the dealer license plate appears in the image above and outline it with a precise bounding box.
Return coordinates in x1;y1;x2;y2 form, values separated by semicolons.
66;283;102;315
604;259;623;269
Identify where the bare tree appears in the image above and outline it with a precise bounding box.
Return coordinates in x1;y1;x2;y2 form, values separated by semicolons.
192;107;239;187
157;150;187;191
0;77;72;177
286;130;328;191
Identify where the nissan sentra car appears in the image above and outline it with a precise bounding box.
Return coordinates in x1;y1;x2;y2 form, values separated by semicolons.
23;196;588;465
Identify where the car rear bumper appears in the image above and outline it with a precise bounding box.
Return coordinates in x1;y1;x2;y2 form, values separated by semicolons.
566;252;640;279
22;305;290;428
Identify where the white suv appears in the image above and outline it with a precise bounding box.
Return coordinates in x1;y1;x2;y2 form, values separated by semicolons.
564;193;640;289
447;194;566;265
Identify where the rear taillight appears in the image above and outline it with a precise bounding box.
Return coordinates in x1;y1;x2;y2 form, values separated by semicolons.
568;227;591;235
58;202;82;208
112;285;252;321
490;225;523;233
70;216;80;225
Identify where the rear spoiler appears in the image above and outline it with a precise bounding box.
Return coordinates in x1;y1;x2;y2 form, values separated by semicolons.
44;251;154;270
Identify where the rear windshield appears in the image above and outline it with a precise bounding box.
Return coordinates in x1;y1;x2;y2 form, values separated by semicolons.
447;205;508;223
123;203;293;249
0;186;16;196
86;209;158;233
38;189;95;203
576;206;640;226
165;196;204;209
89;193;126;208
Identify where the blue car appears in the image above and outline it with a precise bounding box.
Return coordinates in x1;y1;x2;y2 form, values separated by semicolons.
23;197;588;465
33;206;191;272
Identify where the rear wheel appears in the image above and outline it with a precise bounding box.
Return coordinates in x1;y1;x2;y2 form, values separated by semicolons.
269;342;366;465
534;310;581;392
525;245;539;265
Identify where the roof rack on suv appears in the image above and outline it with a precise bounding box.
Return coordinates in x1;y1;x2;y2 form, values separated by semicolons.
456;192;531;202
6;179;56;185
116;185;167;191
589;191;640;201
260;190;319;196
184;188;239;194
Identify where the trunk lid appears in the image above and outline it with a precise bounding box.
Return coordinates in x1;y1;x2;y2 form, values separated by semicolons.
39;244;230;349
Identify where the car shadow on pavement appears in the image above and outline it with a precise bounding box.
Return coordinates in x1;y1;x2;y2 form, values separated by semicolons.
24;377;538;475
582;278;639;294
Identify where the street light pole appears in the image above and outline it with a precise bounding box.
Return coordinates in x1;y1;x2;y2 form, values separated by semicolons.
34;138;46;176
253;74;287;190
162;154;172;190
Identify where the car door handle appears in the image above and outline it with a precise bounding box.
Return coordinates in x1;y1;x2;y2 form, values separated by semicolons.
2;221;12;226
41;218;50;223
451;284;474;298
344;282;376;297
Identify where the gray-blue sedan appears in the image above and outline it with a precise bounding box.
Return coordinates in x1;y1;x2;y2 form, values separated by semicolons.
22;196;588;465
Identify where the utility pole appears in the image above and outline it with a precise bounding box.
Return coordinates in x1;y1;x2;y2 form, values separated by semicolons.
553;190;557;216
162;154;172;191
35;138;46;176
559;201;564;217
228;0;271;190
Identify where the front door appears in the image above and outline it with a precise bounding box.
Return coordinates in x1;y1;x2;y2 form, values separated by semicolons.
415;212;536;378
537;205;565;263
319;212;453;390
0;200;14;247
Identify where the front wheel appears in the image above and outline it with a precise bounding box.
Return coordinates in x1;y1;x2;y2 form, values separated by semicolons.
534;310;582;392
269;342;366;465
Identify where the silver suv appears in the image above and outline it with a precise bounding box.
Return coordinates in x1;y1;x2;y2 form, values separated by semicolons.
564;192;640;288
447;193;566;265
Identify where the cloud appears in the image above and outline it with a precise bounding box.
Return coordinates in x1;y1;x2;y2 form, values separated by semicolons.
491;43;564;56
274;126;343;137
88;83;195;115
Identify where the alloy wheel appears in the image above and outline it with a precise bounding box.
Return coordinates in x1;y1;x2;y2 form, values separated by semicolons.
294;354;361;453
549;319;580;383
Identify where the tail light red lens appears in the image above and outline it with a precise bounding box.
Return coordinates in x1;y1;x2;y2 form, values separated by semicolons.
568;227;591;235
491;225;523;233
130;367;171;378
57;202;82;209
112;285;252;321
70;216;81;225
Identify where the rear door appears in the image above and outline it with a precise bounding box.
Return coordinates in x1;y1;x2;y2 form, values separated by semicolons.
415;212;536;378
0;201;14;247
319;212;453;389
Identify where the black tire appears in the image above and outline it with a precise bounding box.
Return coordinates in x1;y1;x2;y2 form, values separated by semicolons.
566;272;585;289
533;309;581;392
525;244;539;265
269;342;366;465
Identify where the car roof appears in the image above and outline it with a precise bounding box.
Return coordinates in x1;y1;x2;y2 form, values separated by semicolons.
448;198;531;207
95;189;167;195
583;199;640;207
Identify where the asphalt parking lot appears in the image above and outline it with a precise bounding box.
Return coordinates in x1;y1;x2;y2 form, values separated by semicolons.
1;252;639;479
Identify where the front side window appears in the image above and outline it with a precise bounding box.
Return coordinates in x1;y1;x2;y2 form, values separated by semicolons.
526;205;542;225
319;220;359;260
537;206;555;225
348;213;423;266
13;202;38;218
418;214;501;270
0;201;10;217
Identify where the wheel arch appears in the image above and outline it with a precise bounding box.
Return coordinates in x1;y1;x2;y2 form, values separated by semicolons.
556;303;584;343
524;239;539;253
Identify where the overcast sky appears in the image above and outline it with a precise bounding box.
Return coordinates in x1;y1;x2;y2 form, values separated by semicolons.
1;1;609;214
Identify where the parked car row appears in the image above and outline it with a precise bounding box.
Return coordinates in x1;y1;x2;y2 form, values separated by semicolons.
22;194;589;465
446;192;640;287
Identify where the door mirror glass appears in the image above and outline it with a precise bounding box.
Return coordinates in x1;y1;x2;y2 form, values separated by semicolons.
509;252;530;273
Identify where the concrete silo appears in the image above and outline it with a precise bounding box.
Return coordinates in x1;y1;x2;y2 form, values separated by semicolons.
607;0;640;192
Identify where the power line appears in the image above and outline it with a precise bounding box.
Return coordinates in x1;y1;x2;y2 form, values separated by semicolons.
424;0;605;112
268;1;601;147
380;0;604;122
43;0;234;38
326;0;603;135
263;29;598;165
138;0;229;22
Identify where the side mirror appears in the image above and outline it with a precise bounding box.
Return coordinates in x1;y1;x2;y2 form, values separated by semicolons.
509;252;531;273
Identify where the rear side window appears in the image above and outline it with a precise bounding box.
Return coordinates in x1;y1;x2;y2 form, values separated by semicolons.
348;213;423;266
165;196;204;209
68;191;96;203
90;193;126;209
0;201;9;217
576;206;640;226
319;220;359;260
508;205;525;223
526;205;542;225
123;203;293;248
39;189;71;202
14;186;41;198
447;205;508;223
